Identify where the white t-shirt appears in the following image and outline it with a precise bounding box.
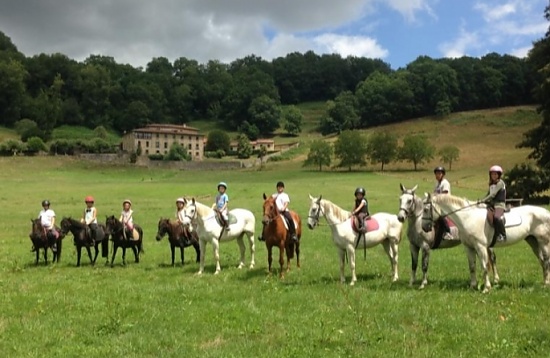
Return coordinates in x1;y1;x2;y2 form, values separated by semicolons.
120;209;134;224
176;209;185;223
84;207;97;224
272;192;290;212
434;179;451;195
39;209;56;229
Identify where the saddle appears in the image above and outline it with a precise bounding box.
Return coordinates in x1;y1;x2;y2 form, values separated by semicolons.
124;228;140;241
486;209;522;228
214;210;236;228
352;217;379;234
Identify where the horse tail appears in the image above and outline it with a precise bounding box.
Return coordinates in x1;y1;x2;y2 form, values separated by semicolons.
101;238;109;258
138;226;144;255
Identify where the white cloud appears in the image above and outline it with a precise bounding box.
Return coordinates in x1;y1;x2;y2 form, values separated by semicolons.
313;34;389;58
474;2;516;21
439;28;480;58
509;45;532;58
383;0;436;22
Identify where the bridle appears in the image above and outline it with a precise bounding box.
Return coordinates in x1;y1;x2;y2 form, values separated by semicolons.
398;191;418;218
262;199;280;224
308;199;324;227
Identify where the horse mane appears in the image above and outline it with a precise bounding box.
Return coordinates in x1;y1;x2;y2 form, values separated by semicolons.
432;194;473;207
63;217;87;229
321;198;352;221
191;200;212;216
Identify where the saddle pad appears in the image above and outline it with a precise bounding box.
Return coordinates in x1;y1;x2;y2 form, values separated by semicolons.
351;218;380;232
130;229;140;241
444;217;456;228
279;215;298;231
228;214;237;225
503;212;522;228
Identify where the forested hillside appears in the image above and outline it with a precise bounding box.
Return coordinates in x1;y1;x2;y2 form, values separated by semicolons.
0;30;538;141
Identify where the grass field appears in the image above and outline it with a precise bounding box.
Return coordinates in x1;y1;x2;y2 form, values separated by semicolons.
1;107;550;357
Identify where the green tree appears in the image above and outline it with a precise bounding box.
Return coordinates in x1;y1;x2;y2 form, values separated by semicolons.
282;105;303;136
164;142;190;161
334;130;367;171
14;119;44;141
236;133;253;159
205;130;231;153
398;134;435;171
303;140;332;171
366;131;398;171
258;144;268;169
94;125;109;140
25;136;47;154
438;145;460;170
320;91;359;135
0;59;27;126
248;95;281;135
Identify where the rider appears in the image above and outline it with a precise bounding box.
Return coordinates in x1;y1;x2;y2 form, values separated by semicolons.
433;166;454;241
35;199;59;252
480;165;507;242
119;199;134;239
215;182;229;231
352;187;370;233
272;181;298;242
175;197;193;245
81;196;98;243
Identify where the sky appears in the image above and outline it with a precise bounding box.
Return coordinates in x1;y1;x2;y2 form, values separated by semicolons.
0;0;547;70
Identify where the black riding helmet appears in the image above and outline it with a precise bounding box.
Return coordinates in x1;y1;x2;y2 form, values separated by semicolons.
433;166;446;175
42;200;50;207
355;187;366;196
276;181;285;188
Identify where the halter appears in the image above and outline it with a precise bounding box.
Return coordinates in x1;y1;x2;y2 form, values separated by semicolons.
398;191;418;218
262;199;280;224
308;199;325;227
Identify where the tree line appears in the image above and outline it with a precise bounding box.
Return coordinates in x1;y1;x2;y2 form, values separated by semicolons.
0;30;538;141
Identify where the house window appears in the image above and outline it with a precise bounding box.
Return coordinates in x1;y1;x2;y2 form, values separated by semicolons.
195;152;199;157
188;144;192;150
137;140;141;148
189;136;192;140
164;142;168;149
146;141;149;148
196;136;199;140
195;144;199;149
155;142;159;148
145;149;149;154
156;133;159;138
180;135;184;139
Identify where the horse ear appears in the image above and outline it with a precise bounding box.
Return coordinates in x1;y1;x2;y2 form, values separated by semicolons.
412;184;418;193
399;183;405;192
192;198;195;205
263;193;267;200
309;194;314;200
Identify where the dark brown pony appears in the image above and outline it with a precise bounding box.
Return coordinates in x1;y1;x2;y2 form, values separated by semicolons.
105;215;144;267
30;219;64;265
261;193;301;278
155;218;200;266
59;217;109;267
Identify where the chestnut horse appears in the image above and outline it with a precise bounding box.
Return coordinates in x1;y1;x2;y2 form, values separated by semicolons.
60;217;109;267
155;218;200;266
30;218;64;265
261;193;301;278
105;216;144;267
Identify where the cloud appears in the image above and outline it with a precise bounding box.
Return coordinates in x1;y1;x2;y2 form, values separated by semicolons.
382;0;436;22
313;34;388;58
509;45;532;58
439;27;480;58
474;2;516;21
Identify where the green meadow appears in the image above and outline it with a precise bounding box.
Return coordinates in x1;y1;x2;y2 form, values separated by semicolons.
1;106;550;357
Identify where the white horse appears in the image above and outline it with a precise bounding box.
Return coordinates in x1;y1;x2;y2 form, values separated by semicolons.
307;195;403;285
422;193;550;292
398;184;499;289
180;198;256;275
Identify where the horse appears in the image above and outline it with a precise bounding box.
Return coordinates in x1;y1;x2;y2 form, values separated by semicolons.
397;184;499;289
261;193;301;278
180;198;256;275
104;216;144;267
59;217;109;267
155;218;200;266
307;195;403;285
422;193;550;293
29;219;64;265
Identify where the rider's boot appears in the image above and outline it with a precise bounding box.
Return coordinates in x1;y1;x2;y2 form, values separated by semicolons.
495;219;506;242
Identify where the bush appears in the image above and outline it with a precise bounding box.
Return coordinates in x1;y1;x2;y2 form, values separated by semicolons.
25;137;48;155
0;139;26;156
148;154;164;161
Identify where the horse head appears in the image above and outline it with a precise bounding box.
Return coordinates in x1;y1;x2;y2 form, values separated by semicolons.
181;198;197;226
262;193;279;225
397;184;418;223
307;194;323;230
105;215;121;235
156;218;171;241
421;193;440;232
59;217;72;235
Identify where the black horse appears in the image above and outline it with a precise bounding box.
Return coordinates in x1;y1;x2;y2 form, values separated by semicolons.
30;219;64;265
155;218;200;266
60;217;109;267
105;215;144;267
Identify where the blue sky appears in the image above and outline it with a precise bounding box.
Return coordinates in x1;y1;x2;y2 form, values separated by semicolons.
0;0;547;69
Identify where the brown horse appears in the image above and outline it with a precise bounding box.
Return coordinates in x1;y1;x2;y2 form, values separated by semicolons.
261;193;301;278
30;219;64;265
105;216;144;267
155;218;200;266
59;217;109;267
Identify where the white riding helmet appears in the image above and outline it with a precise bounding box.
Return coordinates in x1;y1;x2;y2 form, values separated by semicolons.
176;197;185;204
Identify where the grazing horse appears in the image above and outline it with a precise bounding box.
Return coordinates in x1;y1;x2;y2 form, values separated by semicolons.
60;217;108;267
422;193;550;292
307;195;403;285
261;193;301;278
155;218;200;266
104;216;144;267
398;184;499;289
180;198;256;275
29;219;64;265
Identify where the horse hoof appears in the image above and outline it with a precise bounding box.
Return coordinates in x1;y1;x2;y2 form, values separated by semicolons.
214;271;220;275
350;281;356;286
196;271;203;276
237;264;244;269
248;264;254;269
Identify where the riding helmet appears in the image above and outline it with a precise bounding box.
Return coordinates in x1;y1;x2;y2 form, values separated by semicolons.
123;199;132;206
276;181;285;188
85;196;94;203
355;187;366;196
42;200;50;207
176;197;185;204
217;182;227;190
433;166;446;174
489;165;503;174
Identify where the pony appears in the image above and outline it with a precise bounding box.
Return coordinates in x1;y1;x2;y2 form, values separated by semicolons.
180;198;256;275
59;217;109;267
397;184;499;289
29;218;64;265
307;195;403;285
155;218;200;266
261;193;301;278
422;193;550;292
104;215;144;267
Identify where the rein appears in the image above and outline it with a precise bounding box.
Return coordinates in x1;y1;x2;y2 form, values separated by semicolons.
427;198;478;221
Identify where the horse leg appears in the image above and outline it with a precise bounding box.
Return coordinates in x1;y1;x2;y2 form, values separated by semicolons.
197;239;206;275
76;245;82;267
409;242;419;286
279;242;285;279
44;247;48;265
236;235;246;269
474;244;491;293
337;248;346;283
35;245;40;265
92;244;99;264
171;243;176;266
267;244;273;275
111;243;118;267
132;243;139;263
488;248;500;284
122;247;127;266
248;234;255;269
347;245;357;286
382;240;399;282
541;244;550;286
464;246;478;290
86;246;94;266
295;241;300;268
420;244;431;290
212;239;221;274
193;241;200;263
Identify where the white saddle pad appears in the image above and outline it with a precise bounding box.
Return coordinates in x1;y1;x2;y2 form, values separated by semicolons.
503;212;522;228
279;215;297;231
